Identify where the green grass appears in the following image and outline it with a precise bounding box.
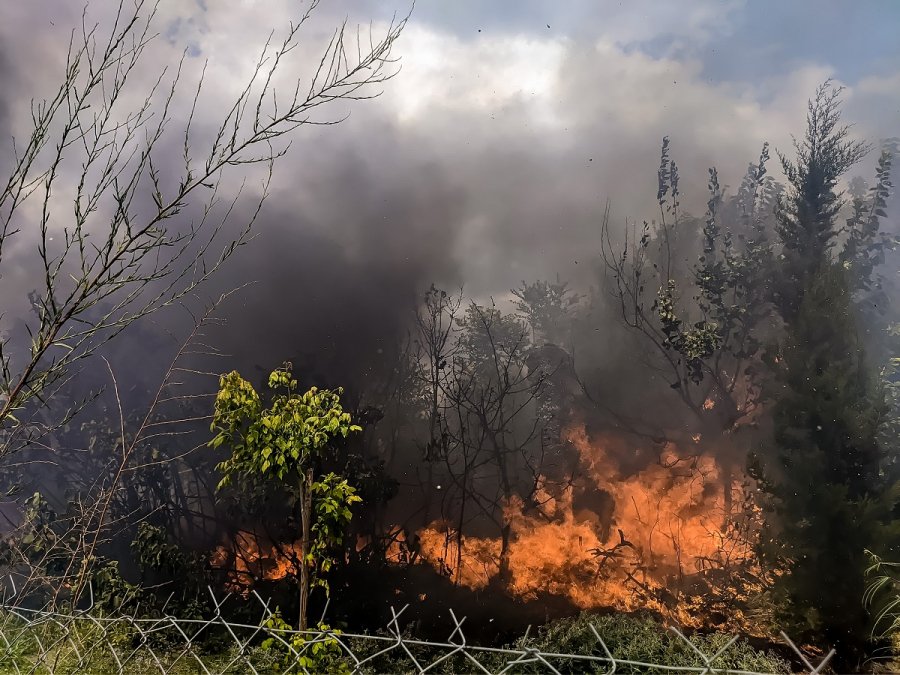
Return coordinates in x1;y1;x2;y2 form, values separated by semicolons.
0;611;794;674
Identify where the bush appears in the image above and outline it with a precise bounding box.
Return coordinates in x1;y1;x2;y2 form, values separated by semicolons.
503;612;791;674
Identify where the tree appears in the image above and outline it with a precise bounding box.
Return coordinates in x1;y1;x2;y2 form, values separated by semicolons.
773;82;870;321
751;83;898;658
602;140;776;431
410;293;552;586
599;84;897;648
755;264;893;653
0;0;405;460
512;278;581;348
600;139;778;514
210;364;362;629
0;298;234;608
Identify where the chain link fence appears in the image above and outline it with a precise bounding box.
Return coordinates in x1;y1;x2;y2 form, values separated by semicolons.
0;583;836;674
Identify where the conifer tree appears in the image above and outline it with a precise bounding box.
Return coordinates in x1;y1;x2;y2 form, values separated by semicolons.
757;264;889;652
754;82;898;659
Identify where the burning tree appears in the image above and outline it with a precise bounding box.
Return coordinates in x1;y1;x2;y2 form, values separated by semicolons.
209;364;362;630
593;139;780;619
403;282;762;624
413;295;551;587
599;138;778;478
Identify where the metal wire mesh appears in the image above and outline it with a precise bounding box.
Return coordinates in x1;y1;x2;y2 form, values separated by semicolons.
0;583;835;674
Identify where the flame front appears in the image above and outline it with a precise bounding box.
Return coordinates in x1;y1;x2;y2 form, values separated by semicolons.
417;423;760;626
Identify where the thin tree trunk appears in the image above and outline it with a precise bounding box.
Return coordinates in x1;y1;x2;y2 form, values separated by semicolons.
722;461;733;521
454;478;467;583
498;522;512;582
298;467;314;630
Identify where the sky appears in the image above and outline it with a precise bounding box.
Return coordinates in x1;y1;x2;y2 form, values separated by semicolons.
1;0;899;388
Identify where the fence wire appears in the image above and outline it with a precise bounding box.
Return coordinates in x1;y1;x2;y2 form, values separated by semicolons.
0;583;835;675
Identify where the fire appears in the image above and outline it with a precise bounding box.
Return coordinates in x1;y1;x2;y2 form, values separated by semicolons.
416;423;760;626
210;531;301;591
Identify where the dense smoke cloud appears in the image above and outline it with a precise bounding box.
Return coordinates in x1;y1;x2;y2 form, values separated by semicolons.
0;0;897;395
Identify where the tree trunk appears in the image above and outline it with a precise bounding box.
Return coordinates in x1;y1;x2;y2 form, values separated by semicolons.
498;521;512;583
298;467;314;630
722;461;733;521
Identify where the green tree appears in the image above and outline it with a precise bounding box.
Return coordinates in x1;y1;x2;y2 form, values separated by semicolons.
752;82;898;659
209;364;362;629
772;82;870;321
755;264;890;651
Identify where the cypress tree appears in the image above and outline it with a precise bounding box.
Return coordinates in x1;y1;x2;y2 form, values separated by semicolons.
754;82;897;660
773;82;869;320
758;264;888;654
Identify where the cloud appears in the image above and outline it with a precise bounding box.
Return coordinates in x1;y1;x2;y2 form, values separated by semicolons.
0;0;897;391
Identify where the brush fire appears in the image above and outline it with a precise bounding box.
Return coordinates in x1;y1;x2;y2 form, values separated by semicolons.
212;420;764;629
413;423;763;627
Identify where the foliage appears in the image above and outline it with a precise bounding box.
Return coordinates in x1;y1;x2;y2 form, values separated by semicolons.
601;137;775;431
455;303;531;375
209;364;362;626
507;612;790;674
131;523;213;618
599;81;897;660
879;323;900;469
865;551;900;641
211;366;360;488
0;609;285;674
773;81;871;320
655;279;721;384
309;474;362;593
751;83;899;660
840;148;896;301
0;606;800;675
756;272;881;651
0;491;141;613
512;278;582;346
262;609;351;674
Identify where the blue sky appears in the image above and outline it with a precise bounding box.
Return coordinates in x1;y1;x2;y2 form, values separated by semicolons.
697;1;900;84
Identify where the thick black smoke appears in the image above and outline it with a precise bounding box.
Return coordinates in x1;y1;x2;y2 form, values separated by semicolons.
206;139;467;391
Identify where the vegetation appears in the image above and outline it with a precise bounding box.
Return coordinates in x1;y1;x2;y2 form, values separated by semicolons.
0;0;405;463
0;609;792;674
752;85;898;659
210;365;362;629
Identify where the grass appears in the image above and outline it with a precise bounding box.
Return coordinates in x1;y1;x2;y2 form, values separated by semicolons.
0;610;795;674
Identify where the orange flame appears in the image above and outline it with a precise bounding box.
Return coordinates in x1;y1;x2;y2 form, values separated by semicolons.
417;423;759;625
211;531;301;591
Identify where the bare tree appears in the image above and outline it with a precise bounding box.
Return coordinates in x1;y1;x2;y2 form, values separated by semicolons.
0;0;407;459
414;295;549;585
0;292;234;607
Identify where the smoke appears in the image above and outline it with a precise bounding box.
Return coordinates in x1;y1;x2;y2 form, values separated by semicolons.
206;132;468;390
1;1;897;400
